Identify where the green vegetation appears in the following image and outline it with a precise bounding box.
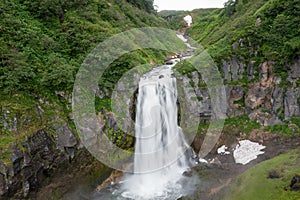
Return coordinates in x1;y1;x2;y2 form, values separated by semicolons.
0;91;72;164
194;115;261;136
0;0;167;95
188;0;300;66
1;0;299;165
0;0;171;164
173;60;195;75
223;115;261;135
158;10;190;30
225;149;300;200
126;0;155;13
98;49;166;98
169;0;300;138
167;0;300;102
106;128;134;149
264;117;300;136
95;97;112;112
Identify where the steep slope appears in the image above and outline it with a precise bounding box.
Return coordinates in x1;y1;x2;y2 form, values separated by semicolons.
0;0;167;94
189;0;300;63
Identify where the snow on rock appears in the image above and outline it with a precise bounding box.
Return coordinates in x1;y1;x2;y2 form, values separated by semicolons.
233;140;265;165
217;145;230;155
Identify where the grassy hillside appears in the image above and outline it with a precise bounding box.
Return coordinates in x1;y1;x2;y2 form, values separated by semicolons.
225;149;300;200
189;0;300;64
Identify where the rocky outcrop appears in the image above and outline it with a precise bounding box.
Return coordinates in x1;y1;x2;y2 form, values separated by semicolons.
287;58;300;84
221;56;245;82
0;71;148;198
98;110;134;149
284;88;300;120
0;103;130;199
0;94;87;198
0;128;77;198
177;72;211;122
182;57;300;126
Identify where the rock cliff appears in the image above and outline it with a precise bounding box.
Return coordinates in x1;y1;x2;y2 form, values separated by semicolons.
179;56;300;127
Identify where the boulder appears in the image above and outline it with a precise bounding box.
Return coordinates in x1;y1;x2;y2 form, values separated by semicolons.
290;174;300;191
56;125;77;148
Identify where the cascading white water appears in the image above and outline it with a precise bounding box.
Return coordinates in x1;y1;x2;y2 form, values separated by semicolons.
121;63;192;200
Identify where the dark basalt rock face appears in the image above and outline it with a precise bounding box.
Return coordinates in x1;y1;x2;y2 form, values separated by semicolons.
0;97;134;199
0;128;77;199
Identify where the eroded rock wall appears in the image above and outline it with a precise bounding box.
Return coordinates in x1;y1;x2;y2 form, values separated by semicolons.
181;57;300;126
0;99;127;199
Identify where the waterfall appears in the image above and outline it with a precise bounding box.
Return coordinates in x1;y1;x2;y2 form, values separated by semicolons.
121;63;192;200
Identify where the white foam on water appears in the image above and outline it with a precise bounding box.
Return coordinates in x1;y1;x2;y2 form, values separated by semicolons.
120;63;191;200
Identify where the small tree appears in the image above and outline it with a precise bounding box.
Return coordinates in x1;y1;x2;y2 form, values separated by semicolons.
126;0;155;13
224;0;238;16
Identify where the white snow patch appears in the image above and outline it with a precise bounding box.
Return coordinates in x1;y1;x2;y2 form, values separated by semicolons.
199;158;208;164
233;140;265;165
183;15;193;27
217;145;230;155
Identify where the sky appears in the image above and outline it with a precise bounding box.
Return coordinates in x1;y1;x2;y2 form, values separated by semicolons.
153;0;228;11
